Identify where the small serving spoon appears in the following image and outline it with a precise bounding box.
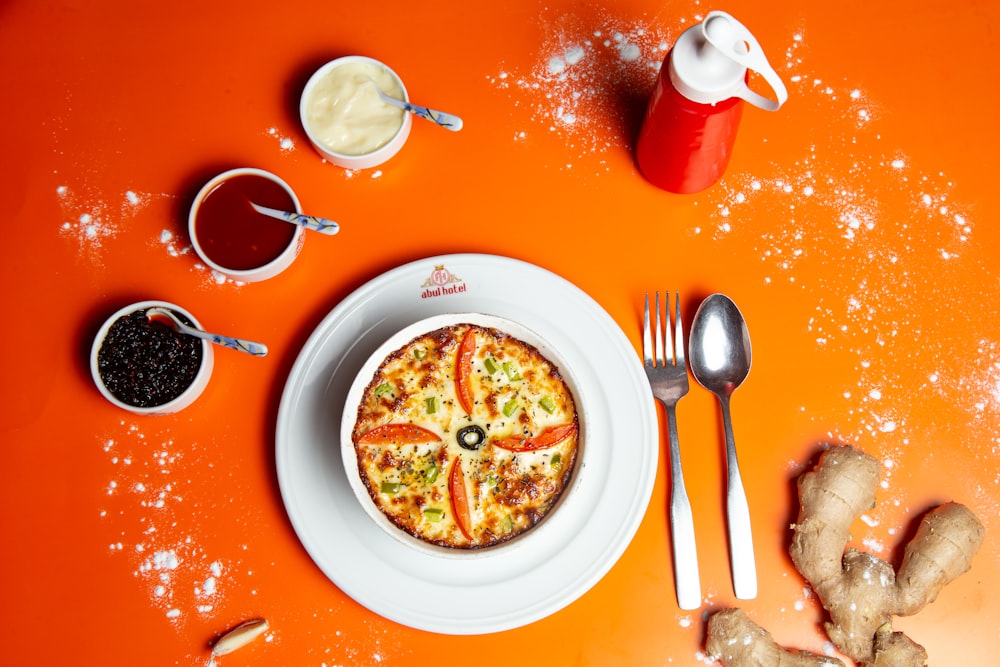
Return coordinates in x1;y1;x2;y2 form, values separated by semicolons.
248;202;340;236
688;293;757;600
371;84;463;131
147;307;268;357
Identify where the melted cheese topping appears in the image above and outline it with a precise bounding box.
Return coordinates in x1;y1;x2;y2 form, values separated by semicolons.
352;324;578;549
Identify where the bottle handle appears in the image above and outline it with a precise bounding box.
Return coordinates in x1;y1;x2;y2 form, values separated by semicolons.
702;10;788;111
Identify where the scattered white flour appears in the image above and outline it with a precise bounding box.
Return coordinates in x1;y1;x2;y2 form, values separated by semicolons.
157;228;191;259
486;7;996;496
310;614;404;667
156;226;249;289
700;25;999;481
485;7;993;656
57;186;172;260
488;7;684;166
100;422;243;624
266;126;296;151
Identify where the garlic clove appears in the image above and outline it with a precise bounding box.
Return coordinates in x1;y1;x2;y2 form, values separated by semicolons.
211;618;270;657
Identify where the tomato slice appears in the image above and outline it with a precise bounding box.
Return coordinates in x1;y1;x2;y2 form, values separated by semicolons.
356;423;441;446
493;422;578;452
449;455;473;541
454;328;476;415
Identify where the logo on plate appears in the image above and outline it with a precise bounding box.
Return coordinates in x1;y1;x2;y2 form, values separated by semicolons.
420;265;467;299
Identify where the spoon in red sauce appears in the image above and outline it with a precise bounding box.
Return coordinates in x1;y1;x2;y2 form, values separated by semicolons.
147;308;269;357
248;201;340;236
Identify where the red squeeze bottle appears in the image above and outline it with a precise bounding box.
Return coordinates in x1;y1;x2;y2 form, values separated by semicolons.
636;11;788;194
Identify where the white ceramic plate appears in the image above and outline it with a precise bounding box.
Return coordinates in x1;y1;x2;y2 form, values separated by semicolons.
275;254;657;634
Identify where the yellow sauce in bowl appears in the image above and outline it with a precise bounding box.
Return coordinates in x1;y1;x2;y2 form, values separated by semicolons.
304;60;406;156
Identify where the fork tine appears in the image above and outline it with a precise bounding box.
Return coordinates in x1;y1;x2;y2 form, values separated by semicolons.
663;292;675;366
653;292;664;366
642;293;653;366
674;292;686;367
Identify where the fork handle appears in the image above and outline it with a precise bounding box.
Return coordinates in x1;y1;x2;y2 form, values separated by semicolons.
665;404;702;610
720;396;758;600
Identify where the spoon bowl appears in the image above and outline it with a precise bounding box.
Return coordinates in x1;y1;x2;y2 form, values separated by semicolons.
688;294;752;395
688;293;757;600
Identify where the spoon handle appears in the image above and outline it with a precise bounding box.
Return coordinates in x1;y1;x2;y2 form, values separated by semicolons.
149;308;269;357
201;330;269;357
719;395;758;600
250;203;340;236
375;88;464;131
181;324;268;357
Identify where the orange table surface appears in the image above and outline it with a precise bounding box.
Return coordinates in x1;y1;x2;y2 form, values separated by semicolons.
2;0;998;665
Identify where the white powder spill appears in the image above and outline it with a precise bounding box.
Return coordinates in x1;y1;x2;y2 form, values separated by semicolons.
709;92;999;481
488;7;996;483
310;614;404;667
329;166;384;180
485;9;998;658
57;186;172;261
266;126;296;151
699;31;999;535
488;7;683;168
56;183;245;288
100;423;243;624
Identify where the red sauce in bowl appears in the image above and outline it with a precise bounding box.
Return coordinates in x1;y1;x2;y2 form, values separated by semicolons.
193;173;298;271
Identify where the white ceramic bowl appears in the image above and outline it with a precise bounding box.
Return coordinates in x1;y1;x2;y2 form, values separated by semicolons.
189;167;305;283
341;313;587;559
91;300;214;415
300;55;412;169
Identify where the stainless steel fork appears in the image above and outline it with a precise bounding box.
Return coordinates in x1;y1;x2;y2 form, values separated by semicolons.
643;292;702;610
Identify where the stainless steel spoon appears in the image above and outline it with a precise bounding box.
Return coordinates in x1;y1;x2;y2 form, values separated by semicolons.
147;307;268;357
688;293;757;599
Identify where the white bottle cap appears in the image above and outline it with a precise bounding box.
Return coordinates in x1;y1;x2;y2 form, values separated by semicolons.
669;10;788;111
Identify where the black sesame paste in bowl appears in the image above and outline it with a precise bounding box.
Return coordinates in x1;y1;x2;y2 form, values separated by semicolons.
97;308;203;408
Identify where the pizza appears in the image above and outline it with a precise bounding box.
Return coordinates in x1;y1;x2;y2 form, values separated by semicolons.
349;320;579;549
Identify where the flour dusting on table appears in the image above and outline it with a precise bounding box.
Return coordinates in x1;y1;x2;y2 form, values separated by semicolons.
99;422;249;625
265;126;296;152
489;6;682;167
704;30;1000;547
57;186;171;262
491;11;998;637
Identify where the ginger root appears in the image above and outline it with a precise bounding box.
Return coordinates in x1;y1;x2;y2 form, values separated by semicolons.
789;445;984;666
706;608;845;667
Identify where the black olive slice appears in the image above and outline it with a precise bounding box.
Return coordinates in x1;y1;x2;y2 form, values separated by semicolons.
457;424;486;450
